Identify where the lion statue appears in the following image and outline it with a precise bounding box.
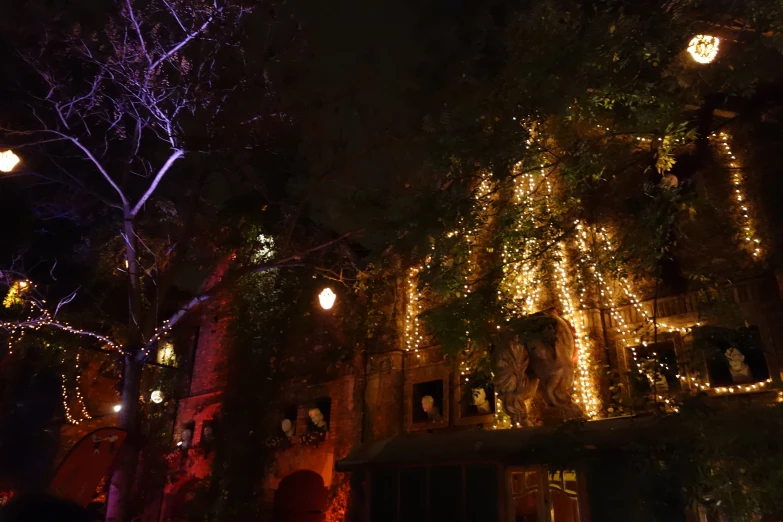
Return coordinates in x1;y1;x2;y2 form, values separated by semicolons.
492;311;584;426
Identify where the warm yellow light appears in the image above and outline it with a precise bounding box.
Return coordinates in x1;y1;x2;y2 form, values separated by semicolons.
151;390;164;404
318;287;336;310
113;404;122;412
0;150;20;172
687;35;720;64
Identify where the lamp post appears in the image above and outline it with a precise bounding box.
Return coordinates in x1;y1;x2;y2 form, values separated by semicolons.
0;150;20;172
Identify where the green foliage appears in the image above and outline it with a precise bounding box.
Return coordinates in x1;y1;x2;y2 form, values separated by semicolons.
195;269;302;521
645;403;783;522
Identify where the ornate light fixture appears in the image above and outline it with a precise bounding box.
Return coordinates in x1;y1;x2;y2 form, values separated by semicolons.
151;390;164;404
318;287;336;310
0;150;19;172
687;35;720;64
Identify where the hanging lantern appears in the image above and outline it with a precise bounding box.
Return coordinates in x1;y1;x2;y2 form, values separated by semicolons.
151;390;164;404
687;35;720;64
0;150;19;173
318;287;336;310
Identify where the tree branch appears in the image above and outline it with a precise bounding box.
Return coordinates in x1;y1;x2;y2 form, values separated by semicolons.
0;317;121;351
126;0;151;65
148;10;221;73
147;230;361;345
130;148;184;216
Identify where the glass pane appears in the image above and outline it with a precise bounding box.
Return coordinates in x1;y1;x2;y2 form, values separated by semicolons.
430;466;462;522
550;469;580;522
400;467;428;522
370;469;398;522
466;465;498;522
551;490;580;522
512;469;541;522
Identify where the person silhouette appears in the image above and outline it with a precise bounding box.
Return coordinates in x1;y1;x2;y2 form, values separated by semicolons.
0;494;91;522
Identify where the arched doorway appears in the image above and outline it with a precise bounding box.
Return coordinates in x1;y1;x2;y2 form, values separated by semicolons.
273;470;328;522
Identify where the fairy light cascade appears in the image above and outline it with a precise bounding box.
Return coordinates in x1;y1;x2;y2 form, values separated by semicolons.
592;228;770;397
710;132;762;258
554;244;600;418
404;266;425;359
61;352;93;425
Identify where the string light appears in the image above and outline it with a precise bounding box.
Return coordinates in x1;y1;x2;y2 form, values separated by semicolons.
74;353;92;420
0;299;121;352
404;266;425;359
61;353;92;425
710;132;762;258
554;244;600;418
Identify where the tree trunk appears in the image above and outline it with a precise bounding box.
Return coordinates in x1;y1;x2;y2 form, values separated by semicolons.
106;351;144;522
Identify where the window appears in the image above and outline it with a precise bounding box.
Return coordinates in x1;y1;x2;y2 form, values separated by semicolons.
370;469;398;522
511;469;543;522
400;468;428;522
627;340;680;397
412;380;444;424
430;466;461;522
695;326;770;390
509;467;584;522
549;470;580;522
466;465;499;522
369;464;500;522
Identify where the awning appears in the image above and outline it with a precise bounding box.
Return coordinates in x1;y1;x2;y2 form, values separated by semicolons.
336;416;656;472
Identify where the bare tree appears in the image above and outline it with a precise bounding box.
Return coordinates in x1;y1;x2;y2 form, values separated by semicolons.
0;1;349;520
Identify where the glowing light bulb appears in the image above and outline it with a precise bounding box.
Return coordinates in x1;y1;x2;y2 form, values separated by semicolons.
151;390;163;404
318;287;336;310
687;35;720;64
113;404;122;413
0;150;20;172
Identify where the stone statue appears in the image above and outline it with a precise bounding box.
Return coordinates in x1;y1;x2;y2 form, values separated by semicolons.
281;419;295;438
646;370;669;392
308;408;327;430
421;395;442;422
201;423;214;443
660;173;679;190
180;426;193;449
493;312;583;426
471;387;492;414
725;347;753;384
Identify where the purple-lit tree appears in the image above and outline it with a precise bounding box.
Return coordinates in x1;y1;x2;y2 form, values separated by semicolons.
0;1;350;520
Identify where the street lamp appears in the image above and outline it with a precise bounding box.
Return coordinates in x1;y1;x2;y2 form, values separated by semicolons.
687;35;720;64
318;287;336;310
0;150;20;173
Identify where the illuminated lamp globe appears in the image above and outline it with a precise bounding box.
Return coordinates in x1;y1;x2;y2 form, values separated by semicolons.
318;287;336;310
687;35;720;64
0;150;20;173
113;404;122;413
151;390;164;404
